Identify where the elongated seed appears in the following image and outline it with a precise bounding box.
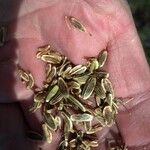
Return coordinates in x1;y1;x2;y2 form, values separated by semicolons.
46;66;57;83
36;45;51;58
94;79;106;99
89;58;99;72
61;112;73;132
41;54;62;64
27;73;34;89
103;78;114;98
68;95;86;112
49;91;63;105
69;65;87;75
98;50;107;67
42;123;52;143
44;113;57;131
34;91;46;103
66;16;87;33
18;69;29;82
81;77;96;100
55;116;61;129
46;85;59;102
70;113;93;122
73;74;89;85
103;106;114;126
68;80;80;89
58;77;69;97
86;124;102;134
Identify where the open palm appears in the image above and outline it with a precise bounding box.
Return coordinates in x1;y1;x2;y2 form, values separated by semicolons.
0;0;150;149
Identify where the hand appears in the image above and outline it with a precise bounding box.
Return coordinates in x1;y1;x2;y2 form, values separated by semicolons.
0;0;150;149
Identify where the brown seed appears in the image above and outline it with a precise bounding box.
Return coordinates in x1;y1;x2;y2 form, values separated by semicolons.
103;78;114;98
36;45;51;59
81;77;96;100
46;85;59;102
69;65;87;76
65;16;87;33
98;50;108;67
49;90;63;105
26;73;35;89
44;113;57;131
70;113;93;122
41;54;62;64
34;91;46;103
58;77;69;97
42;123;52;143
61;112;73;132
68;95;86;112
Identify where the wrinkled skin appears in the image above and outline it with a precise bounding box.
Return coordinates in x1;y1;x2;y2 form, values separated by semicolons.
0;0;150;150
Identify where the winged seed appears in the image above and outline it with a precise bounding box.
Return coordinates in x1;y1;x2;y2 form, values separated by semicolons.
41;54;62;64
61;112;73;132
42;123;52;143
58;77;69;97
46;85;59;102
36;45;51;59
68;95;86;112
69;65;87;75
70;113;93;122
49;91;63;105
44;113;57;131
98;50;108;67
66;16;87;33
81;77;96;100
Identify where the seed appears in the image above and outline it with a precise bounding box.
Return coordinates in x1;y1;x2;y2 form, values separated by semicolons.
103;78;114;98
0;26;6;47
103;106;114;126
82;140;98;147
41;54;62;64
73;74;89;85
69;139;76;148
66;16;87;33
94;79;106;99
42;123;52;143
26;131;43;141
98;50;107;67
58;77;69;97
29;101;42;112
46;66;56;83
86;124;102;134
68;80;80;89
44;113;57;131
26;73;34;89
69;65;87;76
81;77;96;100
61;112;73;132
18;69;29;82
95;71;109;78
88;58;99;72
105;93;113;107
36;45;51;59
68;95;86;112
55;116;61;129
34;91;46;103
49;91;63;105
70;113;93;122
62;66;72;78
46;85;59;102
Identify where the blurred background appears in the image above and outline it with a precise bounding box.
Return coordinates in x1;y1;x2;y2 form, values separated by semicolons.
128;0;150;64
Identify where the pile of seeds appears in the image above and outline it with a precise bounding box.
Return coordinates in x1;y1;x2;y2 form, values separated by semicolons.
18;45;119;150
